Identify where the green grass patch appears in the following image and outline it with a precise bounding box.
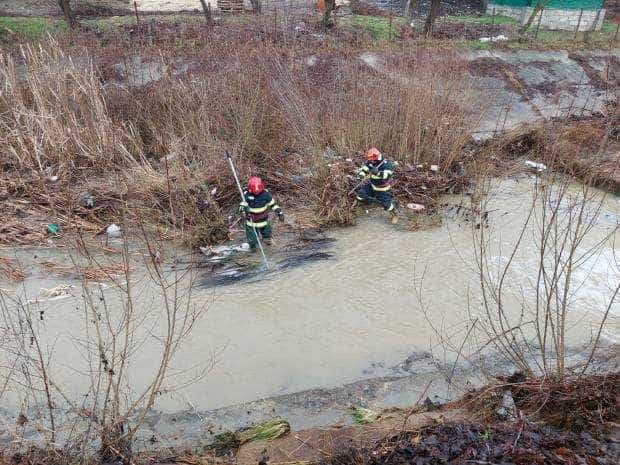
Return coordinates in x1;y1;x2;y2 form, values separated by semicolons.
0;16;68;39
351;406;380;424
445;14;518;26
600;21;618;34
345;15;402;40
237;418;291;443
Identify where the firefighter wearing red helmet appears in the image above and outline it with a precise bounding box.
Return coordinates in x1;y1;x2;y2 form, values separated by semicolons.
356;148;398;223
239;176;284;250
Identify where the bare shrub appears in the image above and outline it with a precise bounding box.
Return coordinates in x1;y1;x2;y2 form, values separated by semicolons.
0;42;142;177
0;233;209;462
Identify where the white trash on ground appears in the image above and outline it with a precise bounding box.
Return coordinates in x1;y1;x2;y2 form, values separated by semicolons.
479;35;509;43
524;160;547;172
105;224;122;238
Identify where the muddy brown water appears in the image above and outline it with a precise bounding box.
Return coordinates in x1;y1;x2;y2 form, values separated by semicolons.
0;177;618;422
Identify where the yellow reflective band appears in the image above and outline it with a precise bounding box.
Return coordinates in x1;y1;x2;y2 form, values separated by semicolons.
361;165;370;172
248;204;269;214
246;220;268;228
271;204;281;211
370;174;382;180
382;170;393;177
267;199;275;206
371;184;391;192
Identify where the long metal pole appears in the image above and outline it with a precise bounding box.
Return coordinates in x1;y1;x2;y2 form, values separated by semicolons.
225;150;270;270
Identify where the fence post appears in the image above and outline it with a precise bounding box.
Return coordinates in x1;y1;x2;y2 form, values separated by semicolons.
573;9;583;45
133;1;140;24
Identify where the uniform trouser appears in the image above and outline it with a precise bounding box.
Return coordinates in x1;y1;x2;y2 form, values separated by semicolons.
245;222;272;248
356;183;395;211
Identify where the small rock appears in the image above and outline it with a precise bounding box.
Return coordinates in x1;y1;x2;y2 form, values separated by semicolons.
79;192;95;208
496;390;516;420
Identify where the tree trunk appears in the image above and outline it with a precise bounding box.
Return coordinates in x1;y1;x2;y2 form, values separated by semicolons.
405;0;420;19
423;0;441;37
250;0;262;14
322;0;336;29
57;0;77;28
519;1;550;34
199;0;213;25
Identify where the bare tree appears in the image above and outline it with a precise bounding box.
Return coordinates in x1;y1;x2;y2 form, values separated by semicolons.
57;0;78;28
520;0;553;34
424;0;442;37
249;0;262;14
404;0;420;19
322;0;336;29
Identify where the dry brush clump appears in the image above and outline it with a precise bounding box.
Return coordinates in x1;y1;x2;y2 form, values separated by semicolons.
1;29;476;245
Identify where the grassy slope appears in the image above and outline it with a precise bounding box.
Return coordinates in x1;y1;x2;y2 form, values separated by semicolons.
1;13;617;49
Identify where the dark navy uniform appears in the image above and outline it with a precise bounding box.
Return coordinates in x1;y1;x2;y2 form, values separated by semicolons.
356;159;396;211
239;190;282;248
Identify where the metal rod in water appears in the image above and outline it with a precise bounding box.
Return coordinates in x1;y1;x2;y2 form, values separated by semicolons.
225;150;270;270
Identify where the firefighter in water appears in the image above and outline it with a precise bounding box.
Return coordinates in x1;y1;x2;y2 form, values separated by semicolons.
356;147;399;224
239;176;284;250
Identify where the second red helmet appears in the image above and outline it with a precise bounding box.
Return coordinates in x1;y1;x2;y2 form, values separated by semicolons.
247;176;265;195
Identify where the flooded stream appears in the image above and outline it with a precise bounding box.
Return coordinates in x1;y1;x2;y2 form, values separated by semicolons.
1;177;618;425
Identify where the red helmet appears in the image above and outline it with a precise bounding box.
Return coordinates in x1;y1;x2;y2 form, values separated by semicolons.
364;147;382;162
247;176;264;195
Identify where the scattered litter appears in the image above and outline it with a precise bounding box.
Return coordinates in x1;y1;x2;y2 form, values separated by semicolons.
351;406;379;424
41;284;74;297
79;192;95;208
48;175;59;182
46;223;59;235
200;243;250;262
524;160;547;172
430;165;439;172
305;54;318;66
210;187;217;195
479;35;509;43
406;203;426;212
105;224;122;238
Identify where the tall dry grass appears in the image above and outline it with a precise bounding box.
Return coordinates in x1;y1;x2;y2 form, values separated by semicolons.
0;29;475;244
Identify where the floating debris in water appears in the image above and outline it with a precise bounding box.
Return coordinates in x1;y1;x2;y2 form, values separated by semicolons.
200;237;335;287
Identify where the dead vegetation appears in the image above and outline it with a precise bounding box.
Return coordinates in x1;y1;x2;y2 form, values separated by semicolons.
0;256;25;282
0;23;478;247
41;260;130;281
462;372;619;431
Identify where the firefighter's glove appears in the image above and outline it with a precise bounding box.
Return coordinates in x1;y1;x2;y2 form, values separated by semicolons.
357;171;366;180
276;209;285;222
239;201;249;214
